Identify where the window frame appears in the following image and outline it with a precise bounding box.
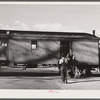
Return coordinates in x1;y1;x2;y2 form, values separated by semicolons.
1;40;8;47
31;40;38;50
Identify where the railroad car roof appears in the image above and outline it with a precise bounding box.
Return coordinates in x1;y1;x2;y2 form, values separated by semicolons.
0;29;98;40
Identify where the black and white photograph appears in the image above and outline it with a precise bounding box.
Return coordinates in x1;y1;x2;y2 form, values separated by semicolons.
0;1;100;98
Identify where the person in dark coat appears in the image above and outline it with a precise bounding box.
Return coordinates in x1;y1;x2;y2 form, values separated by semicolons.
66;50;75;78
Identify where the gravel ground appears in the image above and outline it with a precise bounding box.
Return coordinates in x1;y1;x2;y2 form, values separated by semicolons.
0;66;100;90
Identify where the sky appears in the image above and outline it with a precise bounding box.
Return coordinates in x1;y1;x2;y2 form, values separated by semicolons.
0;3;100;37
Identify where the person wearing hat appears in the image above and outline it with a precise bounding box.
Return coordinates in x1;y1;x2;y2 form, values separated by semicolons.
59;54;68;83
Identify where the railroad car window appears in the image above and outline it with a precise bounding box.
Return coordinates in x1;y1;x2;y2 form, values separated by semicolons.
31;41;37;50
1;42;7;47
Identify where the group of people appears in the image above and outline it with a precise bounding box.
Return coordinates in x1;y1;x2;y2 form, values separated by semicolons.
58;50;75;83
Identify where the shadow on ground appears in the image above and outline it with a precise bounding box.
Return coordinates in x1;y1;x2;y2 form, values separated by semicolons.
0;72;60;76
68;79;100;84
0;66;60;76
66;72;100;84
91;73;100;77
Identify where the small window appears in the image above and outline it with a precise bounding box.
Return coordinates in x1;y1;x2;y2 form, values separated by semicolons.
31;41;37;50
1;42;7;47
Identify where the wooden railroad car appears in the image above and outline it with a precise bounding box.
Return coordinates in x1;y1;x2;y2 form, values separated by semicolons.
0;29;99;75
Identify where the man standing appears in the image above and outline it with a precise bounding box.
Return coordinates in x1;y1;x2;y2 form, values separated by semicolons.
60;55;68;83
58;55;65;74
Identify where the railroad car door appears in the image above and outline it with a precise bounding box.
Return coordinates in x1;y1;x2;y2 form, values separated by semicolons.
60;41;70;57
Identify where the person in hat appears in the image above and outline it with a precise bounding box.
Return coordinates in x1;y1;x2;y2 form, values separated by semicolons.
59;54;68;83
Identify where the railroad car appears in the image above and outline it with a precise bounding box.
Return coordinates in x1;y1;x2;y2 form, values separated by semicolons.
0;30;99;76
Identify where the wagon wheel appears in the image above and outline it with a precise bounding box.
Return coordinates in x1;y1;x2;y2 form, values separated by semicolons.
74;66;81;78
